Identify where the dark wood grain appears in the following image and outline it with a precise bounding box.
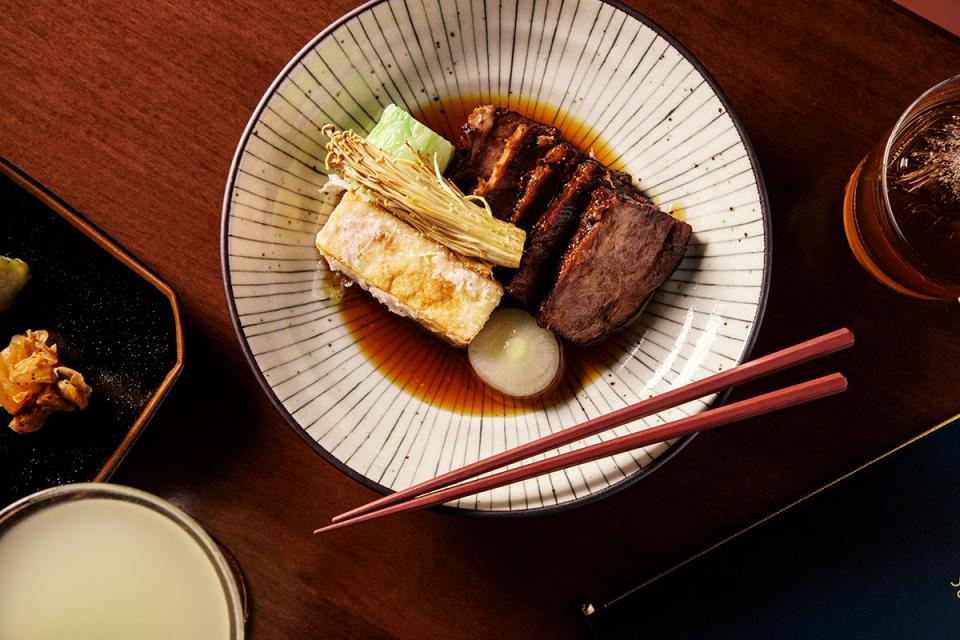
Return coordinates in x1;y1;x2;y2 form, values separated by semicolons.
1;1;958;638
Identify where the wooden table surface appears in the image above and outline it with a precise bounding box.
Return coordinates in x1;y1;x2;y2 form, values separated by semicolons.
2;1;959;637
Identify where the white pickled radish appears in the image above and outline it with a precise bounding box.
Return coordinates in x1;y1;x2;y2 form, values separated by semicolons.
468;309;563;398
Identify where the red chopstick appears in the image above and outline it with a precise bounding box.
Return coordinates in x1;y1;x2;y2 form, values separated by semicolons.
330;328;854;524
315;373;847;534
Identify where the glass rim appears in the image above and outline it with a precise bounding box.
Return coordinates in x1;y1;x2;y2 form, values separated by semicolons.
0;482;245;640
879;74;960;282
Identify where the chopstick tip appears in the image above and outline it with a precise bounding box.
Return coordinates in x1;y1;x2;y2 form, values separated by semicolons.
818;371;848;394
828;327;855;347
313;521;348;535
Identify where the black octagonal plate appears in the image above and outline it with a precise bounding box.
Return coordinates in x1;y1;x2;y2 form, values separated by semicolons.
0;159;184;507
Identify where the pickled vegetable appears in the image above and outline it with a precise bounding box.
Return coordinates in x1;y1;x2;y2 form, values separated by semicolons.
0;257;29;312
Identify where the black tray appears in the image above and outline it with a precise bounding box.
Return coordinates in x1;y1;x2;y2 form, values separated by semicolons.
0;159;183;507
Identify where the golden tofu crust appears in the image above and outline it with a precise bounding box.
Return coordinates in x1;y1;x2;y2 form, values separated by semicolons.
316;192;503;346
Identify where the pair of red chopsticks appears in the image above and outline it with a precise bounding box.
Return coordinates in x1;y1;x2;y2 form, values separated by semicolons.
315;328;853;534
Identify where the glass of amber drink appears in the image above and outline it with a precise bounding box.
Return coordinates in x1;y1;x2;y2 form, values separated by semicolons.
843;75;960;299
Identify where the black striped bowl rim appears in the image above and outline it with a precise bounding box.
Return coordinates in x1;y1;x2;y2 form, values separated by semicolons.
221;0;770;516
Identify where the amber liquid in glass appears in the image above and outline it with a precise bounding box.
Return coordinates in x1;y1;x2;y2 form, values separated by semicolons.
887;105;960;283
844;102;960;299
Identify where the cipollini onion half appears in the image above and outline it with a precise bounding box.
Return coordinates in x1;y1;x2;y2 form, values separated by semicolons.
468;309;563;398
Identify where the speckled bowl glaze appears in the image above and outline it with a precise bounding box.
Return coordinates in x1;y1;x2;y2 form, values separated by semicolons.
222;0;770;514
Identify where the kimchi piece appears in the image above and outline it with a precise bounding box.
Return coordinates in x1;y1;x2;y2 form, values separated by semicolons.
0;330;92;433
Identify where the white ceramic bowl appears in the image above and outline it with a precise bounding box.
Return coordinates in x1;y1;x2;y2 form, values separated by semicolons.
222;0;770;514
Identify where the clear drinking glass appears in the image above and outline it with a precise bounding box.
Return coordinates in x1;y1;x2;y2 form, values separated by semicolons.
843;75;960;300
0;483;246;640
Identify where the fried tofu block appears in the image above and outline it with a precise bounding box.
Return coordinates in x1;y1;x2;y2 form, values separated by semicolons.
316;191;503;347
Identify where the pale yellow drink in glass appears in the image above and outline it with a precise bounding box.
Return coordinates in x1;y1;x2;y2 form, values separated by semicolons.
0;484;244;640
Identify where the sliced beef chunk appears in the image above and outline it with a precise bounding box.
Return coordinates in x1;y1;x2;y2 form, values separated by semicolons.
447;106;555;197
537;188;693;345
447;105;690;343
447;106;525;192
474;124;559;220
508;142;582;230
607;169;639;198
506;160;604;309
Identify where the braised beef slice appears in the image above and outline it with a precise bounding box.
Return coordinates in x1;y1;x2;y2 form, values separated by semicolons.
447;106;524;192
613;174;644;202
447;106;555;196
538;188;693;345
508;142;582;230
474;124;559;220
506;160;604;310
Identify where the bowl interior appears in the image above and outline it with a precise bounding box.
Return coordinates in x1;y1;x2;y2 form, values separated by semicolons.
223;0;768;513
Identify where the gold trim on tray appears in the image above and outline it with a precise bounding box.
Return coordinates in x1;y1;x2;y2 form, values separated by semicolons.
586;410;960;614
0;157;185;482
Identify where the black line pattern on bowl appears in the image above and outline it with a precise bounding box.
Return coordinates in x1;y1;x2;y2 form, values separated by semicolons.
221;0;770;515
